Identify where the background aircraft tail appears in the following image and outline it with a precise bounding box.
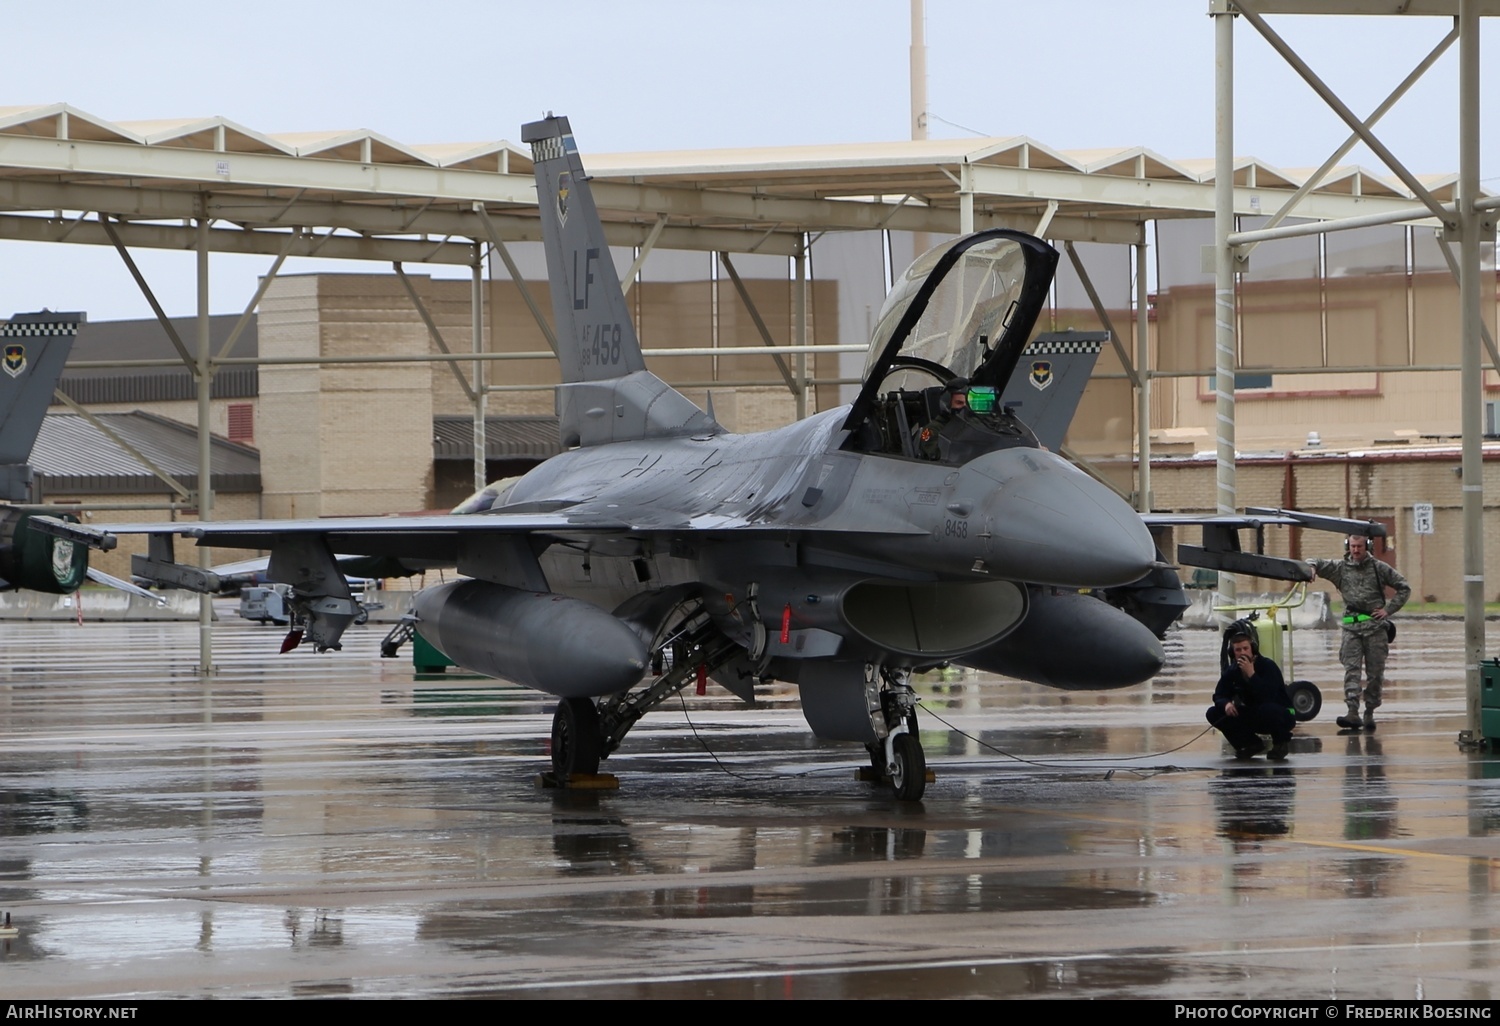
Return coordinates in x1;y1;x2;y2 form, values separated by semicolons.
1;311;84;501
999;330;1106;452
522;115;717;446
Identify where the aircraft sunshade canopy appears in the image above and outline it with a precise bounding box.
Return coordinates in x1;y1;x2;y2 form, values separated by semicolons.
844;230;1057;432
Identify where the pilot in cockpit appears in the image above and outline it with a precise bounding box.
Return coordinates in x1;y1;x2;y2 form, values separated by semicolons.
915;377;970;459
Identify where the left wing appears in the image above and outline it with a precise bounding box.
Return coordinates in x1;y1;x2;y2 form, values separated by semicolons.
91;511;637;557
26;506;927;652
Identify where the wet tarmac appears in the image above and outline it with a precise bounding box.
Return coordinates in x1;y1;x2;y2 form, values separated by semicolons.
2;614;1498;999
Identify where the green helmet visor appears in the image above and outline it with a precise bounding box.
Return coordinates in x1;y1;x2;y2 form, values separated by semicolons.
965;386;998;414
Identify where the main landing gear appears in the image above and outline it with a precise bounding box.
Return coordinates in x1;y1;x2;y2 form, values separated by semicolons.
863;669;928;801
551;697;603;777
548;602;738;785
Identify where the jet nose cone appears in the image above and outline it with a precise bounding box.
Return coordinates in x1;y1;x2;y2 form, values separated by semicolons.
976;449;1155;587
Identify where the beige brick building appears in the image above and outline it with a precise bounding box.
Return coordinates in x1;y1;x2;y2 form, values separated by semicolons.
253;268;837;516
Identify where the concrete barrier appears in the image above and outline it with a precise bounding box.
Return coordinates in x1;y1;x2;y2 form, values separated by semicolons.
0;586;420;624
0;588;205;621
1178;588;1333;630
361;590;415;623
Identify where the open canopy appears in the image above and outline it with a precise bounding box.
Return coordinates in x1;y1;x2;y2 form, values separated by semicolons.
843;230;1058;435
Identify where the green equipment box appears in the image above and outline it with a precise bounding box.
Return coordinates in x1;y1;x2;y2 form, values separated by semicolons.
1483;660;1500;743
412;631;456;673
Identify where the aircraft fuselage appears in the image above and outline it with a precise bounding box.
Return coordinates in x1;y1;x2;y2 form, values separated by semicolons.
485;404;1157;675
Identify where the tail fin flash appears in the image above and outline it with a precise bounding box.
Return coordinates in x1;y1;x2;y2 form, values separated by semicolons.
1;312;84;501
522;115;717;447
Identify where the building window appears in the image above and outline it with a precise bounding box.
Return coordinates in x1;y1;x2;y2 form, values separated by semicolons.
1201;372;1274;393
228;403;254;443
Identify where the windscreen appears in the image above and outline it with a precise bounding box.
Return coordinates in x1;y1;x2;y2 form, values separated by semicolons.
861;235;1031;385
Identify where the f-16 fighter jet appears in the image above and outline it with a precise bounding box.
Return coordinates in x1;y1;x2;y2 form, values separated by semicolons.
35;116;1360;798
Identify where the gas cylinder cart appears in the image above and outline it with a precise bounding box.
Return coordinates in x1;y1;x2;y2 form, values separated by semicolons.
1215;582;1323;723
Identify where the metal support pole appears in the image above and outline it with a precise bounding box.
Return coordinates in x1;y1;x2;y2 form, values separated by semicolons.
1034;199;1060;240
472;251;487;494
475;205;559;355
1230;202;1452;246
959;164;975;235
910;0;927;142
1234;0;1453;228
621;215;668;298
100;215;196;369
393;262;477;402
1436;238;1500;373
1243;23;1457;259
1135;239;1151;513
215;229;300;361
196;217;214;677
718;251;798;394
52;388;192;499
1458;0;1485;741
1063;242;1139;388
794;246;808;420
1214;5;1238;607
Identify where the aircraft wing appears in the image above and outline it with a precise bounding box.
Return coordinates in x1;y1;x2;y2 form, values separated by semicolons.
30;506;929;654
95;512;636;553
1141;506;1386;583
1141;509;1384;534
31;506;929;572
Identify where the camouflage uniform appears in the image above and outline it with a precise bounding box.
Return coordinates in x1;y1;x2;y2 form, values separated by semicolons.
1310;553;1411;721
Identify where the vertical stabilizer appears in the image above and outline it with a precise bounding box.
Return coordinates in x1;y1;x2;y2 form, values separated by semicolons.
0;312;84;500
999;330;1106;452
521;115;717;447
523;115;645;384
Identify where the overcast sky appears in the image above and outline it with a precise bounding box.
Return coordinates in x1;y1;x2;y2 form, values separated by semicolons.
2;0;1495;322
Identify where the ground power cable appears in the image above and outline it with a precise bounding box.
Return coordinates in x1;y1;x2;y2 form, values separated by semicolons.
671;691;1234;785
913;702;1217;779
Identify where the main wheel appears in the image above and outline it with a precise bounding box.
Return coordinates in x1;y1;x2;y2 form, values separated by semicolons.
889;733;926;801
551;698;602;778
1289;681;1322;722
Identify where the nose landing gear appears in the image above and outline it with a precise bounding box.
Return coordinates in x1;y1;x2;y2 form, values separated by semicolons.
863;669;929;801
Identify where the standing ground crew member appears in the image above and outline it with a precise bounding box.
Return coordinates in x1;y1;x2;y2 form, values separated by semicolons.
1309;534;1411;732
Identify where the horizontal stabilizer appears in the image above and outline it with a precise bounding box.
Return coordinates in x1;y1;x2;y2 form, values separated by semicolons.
1176;521;1314;582
1243;506;1387;537
1177;545;1314;583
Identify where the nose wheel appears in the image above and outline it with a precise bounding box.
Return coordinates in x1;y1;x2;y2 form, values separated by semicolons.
551;697;603;778
867;667;929;801
888;732;926;801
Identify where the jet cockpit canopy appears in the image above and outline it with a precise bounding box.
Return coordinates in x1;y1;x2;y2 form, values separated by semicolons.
842;229;1059;459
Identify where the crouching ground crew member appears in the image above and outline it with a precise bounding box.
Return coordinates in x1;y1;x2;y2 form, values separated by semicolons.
1208;631;1295;761
1309;534;1411;732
